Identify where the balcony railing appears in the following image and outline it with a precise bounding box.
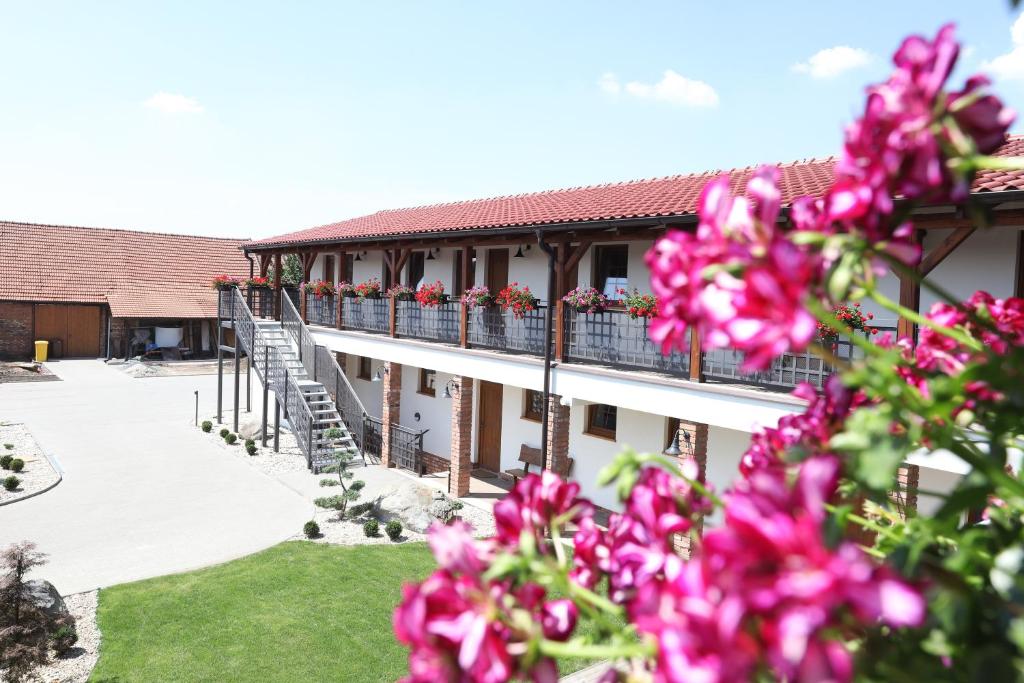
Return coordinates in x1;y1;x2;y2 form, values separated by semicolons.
305;292;337;327
342;296;390;334
467;306;549;355
395;299;460;344
565;309;689;376
289;289;886;395
245;287;276;319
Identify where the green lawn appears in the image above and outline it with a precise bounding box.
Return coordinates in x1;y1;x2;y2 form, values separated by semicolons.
91;541;602;682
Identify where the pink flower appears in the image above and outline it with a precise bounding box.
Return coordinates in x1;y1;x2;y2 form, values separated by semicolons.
540;599;578;641
493;470;594;551
427;521;492;576
647;168;821;370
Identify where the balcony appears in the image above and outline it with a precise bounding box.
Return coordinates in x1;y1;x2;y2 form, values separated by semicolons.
292;293;876;394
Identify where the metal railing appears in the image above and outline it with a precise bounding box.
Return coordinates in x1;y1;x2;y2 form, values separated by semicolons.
315;344;367;454
229;287;318;465
395;299;460;344
342;297;390;333
388;423;427;473
305;292;337;327
565;309;689;375
467;305;549;354
245;287;276;319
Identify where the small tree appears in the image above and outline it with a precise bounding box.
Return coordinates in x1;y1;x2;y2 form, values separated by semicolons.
0;542;76;682
267;254;303;286
319;428;363;518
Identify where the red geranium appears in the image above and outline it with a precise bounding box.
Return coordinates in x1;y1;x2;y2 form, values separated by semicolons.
496;282;538;320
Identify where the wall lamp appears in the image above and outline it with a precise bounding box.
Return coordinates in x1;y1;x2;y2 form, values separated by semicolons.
441;378;460;399
371;365;389;382
426;247;438;261
513;244;532;258
663;428;693;458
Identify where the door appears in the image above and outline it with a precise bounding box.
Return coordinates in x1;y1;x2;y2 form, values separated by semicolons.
33;304;101;357
476;380;503;472
486;249;509;294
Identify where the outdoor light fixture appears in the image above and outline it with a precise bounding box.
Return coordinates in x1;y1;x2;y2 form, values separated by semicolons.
354;253;362;262
513;244;531;258
559;395;572;407
663;429;693;458
371;365;389;382
441;378;460;399
426;248;436;261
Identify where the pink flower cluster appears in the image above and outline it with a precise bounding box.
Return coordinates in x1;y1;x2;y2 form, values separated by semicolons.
897;291;1024;411
647;24;1014;371
741;377;866;475
573;456;924;683
394;473;591;683
647;167;821;370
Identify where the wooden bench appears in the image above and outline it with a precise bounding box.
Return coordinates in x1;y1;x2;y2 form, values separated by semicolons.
505;444;574;483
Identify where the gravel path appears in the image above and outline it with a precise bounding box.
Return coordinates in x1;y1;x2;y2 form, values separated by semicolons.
28;590;100;683
0;422;61;505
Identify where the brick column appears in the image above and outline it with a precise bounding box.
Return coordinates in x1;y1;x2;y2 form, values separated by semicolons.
380;362;402;468
449;376;474;497
892;464;919;519
545;394;571;477
299;289;308;323
672;418;709;559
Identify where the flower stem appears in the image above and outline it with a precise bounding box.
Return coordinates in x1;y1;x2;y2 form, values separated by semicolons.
538;637;655;661
824;503;901;541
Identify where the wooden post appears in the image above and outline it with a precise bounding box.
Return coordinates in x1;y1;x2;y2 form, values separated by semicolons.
460;246;472;294
272;253;282;320
555;299;566;362
299;287;308;323
459;304;469;348
389;295;397;337
689;329;703;382
336;291;344;330
897;274;920;341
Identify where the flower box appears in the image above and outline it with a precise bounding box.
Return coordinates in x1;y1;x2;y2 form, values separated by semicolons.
461;286;495;309
416;281;447;308
562;286;609;314
212;275;241;290
302;280;335;298
245;277;271;289
387;285;416;301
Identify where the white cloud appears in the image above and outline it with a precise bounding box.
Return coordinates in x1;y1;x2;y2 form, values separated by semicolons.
982;13;1024;81
143;92;204;114
792;46;872;79
600;69;718;108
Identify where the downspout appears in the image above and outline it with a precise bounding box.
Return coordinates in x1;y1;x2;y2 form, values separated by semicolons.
245;252;255;279
535;229;556;471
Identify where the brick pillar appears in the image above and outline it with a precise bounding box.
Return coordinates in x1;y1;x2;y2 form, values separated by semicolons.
545;394;571;477
299;289;308;323
449;376;474;497
672;419;709;559
892;464;919;519
380;362;402;468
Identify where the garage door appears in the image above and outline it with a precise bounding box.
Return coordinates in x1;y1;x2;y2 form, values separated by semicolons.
34;304;101;358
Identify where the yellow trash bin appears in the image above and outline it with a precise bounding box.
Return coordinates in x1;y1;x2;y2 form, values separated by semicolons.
34;340;48;363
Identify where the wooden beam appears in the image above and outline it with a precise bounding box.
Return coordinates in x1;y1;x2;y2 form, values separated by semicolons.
897;273;920;340
258;254;271;278
689;330;703;382
914;209;1024;230
459;246;472;294
300;252;316;281
395;249;411;279
564;239;593;274
919;226;975;276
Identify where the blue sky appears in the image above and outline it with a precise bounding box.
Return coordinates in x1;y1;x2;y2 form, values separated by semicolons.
0;1;1021;239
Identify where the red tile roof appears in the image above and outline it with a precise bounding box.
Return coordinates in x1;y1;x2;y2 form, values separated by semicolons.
0;222;250;318
247;135;1024;249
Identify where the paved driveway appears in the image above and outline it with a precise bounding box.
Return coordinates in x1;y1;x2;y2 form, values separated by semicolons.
0;360;311;594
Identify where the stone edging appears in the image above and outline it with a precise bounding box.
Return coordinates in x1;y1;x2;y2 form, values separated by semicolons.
0;422;63;507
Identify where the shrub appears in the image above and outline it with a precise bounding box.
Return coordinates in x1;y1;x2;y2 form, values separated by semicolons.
314;495;347;510
3;475;20;491
319;479;339;487
385;520;403;541
303;520;320;539
244;438;255;448
219;428;229;438
201;421;212;433
349;480;365;492
245;444;257;456
10;459;24;473
224;433;237;445
0;455;11;469
50;624;78;654
3;443;13;449
346;501;376;518
363;519;380;537
429;495;464;523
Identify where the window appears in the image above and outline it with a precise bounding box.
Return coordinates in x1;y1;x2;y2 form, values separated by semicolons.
323;254;335;284
406;251;426;289
357;356;372;381
342;254;354;283
585;403;617;440
523;390;544;422
418;368;436;396
593;245;629;299
666;417;680;452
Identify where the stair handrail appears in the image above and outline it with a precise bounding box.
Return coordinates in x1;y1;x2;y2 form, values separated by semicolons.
230;287;318;463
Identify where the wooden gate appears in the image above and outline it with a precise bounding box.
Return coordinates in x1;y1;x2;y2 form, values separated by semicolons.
34;304;101;358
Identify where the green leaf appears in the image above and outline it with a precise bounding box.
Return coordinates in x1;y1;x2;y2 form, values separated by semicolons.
830;406;909;492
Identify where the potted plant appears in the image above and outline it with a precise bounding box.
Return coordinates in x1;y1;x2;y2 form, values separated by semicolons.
211;275;241;290
354;278;382;300
461;285;495;309
817;302;877;345
562;286;609;314
302;280;335;298
245;276;271;289
496;283;539;320
337;281;357;298
386;284;416;301
618;288;659;319
415;281;447;308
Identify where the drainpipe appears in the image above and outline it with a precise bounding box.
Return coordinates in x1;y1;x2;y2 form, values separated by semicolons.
245;253;255;279
535;228;556;471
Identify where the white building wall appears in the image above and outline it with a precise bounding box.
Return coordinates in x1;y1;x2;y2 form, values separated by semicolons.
352;251;385;285
398;366;454;459
344;353;383;419
506;246;550;301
